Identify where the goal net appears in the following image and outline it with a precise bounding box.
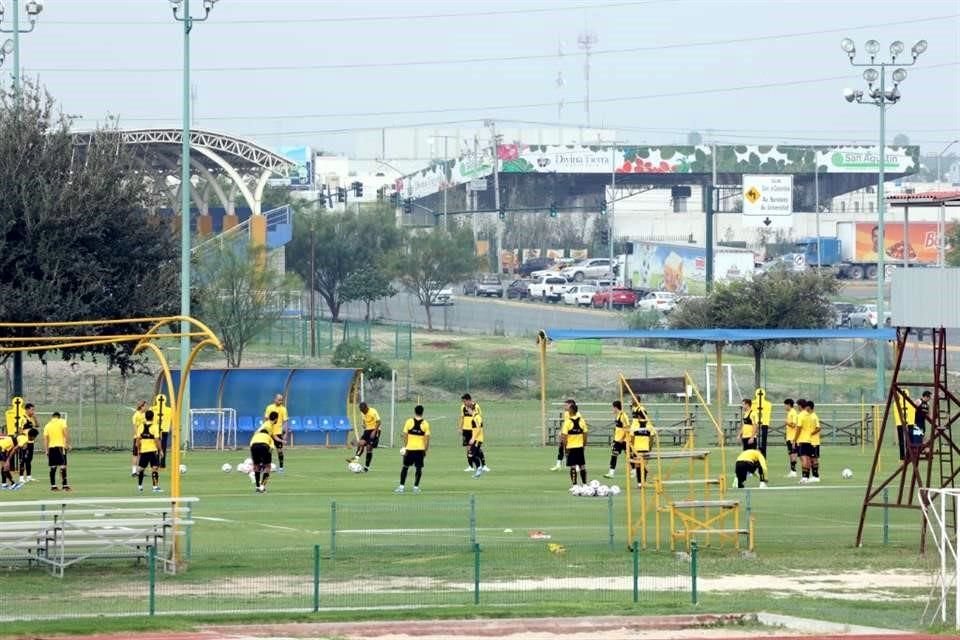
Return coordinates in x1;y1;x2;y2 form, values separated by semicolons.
189;408;237;451
921;488;959;630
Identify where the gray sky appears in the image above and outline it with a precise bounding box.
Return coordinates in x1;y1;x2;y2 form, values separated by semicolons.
17;0;960;155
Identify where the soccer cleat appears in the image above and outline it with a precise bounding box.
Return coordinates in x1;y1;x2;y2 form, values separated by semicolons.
152;486;162;493
787;470;797;478
393;485;405;494
50;486;59;492
130;472;138;477
137;486;144;493
759;482;768;488
11;482;23;490
603;471;615;478
799;477;808;484
464;466;473;472
0;484;8;491
18;476;24;484
550;463;562;471
412;486;422;494
810;477;820;483
473;468;483;479
362;467;369;472
482;465;490;472
62;486;72;492
25;476;33;482
278;467;285;474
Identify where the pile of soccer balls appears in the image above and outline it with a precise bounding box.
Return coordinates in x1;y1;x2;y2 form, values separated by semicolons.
570;480;621;497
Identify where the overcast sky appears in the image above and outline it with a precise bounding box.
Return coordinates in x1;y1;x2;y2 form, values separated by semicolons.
17;0;960;155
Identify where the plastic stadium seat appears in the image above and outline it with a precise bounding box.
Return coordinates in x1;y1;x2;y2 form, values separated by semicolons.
302;416;319;432
237;415;255;432
317;416;334;432
333;416;351;432
288;416;302;432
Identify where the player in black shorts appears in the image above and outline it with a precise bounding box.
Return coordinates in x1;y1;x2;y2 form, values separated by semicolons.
605;400;629;478
17;403;38;483
135;410;163;493
348;402;382;471
249;424;276;494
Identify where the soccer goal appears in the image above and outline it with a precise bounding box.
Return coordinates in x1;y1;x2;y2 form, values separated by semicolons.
189;408;238;451
921;488;960;630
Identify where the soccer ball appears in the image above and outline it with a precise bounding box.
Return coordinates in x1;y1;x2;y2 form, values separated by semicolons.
609;485;621;496
581;485;596;497
589;479;600;489
178;464;187;474
347;462;363;473
841;468;854;479
568;485;581;496
237;463;252;474
244;457;253;466
221;463;232;473
270;463;277;472
597;485;610;497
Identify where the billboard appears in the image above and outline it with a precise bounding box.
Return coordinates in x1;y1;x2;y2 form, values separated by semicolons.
631;243;754;295
852;222;946;264
277;146;313;189
819;147;917;174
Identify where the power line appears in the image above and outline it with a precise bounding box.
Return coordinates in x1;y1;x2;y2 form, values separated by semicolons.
71;61;959;123
27;13;959;74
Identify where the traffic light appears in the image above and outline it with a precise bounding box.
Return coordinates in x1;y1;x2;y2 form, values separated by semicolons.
599;198;607;215
498;204;506;221
600;227;610;245
403;198;413;214
336;187;347;203
549;202;558;218
376;187;385;201
352;181;363;197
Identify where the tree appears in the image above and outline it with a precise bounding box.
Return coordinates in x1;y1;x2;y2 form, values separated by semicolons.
687;131;703;145
946;223;960;266
341;265;396;321
194;243;300;367
668;270;839;386
392;225;480;330
0;83;180;374
285;204;400;322
892;133;910;146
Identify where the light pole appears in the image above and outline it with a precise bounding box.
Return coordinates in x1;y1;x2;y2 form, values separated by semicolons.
430;134;459;231
0;0;43;93
937;140;958;188
841;36;927;401
170;0;217;451
937;140;958;267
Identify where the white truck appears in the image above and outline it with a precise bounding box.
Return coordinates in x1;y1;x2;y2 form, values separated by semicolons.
527;275;570;303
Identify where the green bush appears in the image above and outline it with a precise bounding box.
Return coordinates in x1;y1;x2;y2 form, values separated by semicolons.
418;358;529;395
332;339;391;380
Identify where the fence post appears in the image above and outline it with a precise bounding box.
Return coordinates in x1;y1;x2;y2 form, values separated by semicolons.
607;493;614;550
313;544;321;612
882;488;889;545
469;494;477;545
584;354;589;388
148;545;156;616
330;501;337;561
690;541;698;605
632;540;639;604
473;542;481;605
745;489;751;523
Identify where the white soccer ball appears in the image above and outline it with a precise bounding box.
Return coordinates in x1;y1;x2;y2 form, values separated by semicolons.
237;463;252;474
270;463;277;472
581;485;596;497
347;461;363;473
841;468;854;479
178;464;187;474
597;485;610;497
244;457;253;466
569;485;581;496
610;485;621;496
589;479;600;489
221;463;232;473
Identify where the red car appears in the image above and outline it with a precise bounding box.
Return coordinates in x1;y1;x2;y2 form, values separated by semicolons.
591;287;638;310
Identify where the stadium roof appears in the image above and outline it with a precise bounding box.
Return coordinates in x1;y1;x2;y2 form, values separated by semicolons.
543;328;896;342
886;190;960;207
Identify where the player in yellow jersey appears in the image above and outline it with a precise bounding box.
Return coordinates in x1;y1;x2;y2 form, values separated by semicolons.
152;394;173;469
561;401;589;487
17;402;39;484
460;394;478;472
809;400;823;482
784;398;799;478
0;431;20;490
739;398;758;450
467;407;488;478
130;400;147;476
604;400;630;478
264;394;289;472
628;404;656;487
795;399;821;484
349;402;381;471
135;410;163;493
43;412;71;492
551;398;575;471
250;416;277;494
735;449;768;488
395;405;430;494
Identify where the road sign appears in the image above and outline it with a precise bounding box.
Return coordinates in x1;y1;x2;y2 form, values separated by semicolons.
742;174;793;228
467;179;488;192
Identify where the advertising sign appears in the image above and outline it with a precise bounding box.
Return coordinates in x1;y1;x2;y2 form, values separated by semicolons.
277;146;313;189
631;243;754;295
853;222;946;264
820;147;917;174
742;175;793;216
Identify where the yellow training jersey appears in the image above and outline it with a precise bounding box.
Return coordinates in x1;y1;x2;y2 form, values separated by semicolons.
250;428;276;448
741;408;758;439
132;409;146;438
152;398;173;434
43;418;68;449
137;422;161;454
796;411;816;444
737;449;768;476
362;407;381;430
561;413;588;449
24;415;38;442
16;433;28;448
470;415;485;444
893;394;916;427
785;408;799;442
613;410;629;443
809;412;822;446
459;402;481;429
403;418;431;451
0;435;15;455
630;419;657;453
264;402;288;424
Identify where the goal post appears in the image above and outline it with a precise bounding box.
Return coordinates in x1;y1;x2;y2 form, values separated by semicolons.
188;408;238;451
921;488;959;630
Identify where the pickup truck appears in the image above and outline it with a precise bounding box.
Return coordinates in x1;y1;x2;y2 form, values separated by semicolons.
528;275;570;303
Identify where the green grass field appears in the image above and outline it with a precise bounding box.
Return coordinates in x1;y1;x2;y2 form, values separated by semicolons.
0;433;938;635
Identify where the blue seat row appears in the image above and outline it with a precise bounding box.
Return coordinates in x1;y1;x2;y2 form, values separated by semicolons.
235;415;351;433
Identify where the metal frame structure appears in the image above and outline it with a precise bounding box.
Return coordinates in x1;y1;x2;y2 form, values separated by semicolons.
921;487;960;629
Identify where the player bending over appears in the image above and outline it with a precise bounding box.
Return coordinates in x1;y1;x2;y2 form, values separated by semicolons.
349;402;381;471
249;419;277;494
735;449;768;488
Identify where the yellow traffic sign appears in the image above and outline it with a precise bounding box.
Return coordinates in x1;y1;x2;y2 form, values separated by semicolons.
745;186;761;204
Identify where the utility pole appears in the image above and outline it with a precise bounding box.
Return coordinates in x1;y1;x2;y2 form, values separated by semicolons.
578;31;598;127
486;120;503;274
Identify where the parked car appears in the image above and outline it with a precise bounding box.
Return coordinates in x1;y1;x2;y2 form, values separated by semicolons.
584;278;616;290
561;258;613;282
562;284;598;307
591;287;638;310
427;286;454;306
528;275;570;303
636;291;677;313
832;302;858;327
464;275;504;297
847;304;892;328
517;257;554;278
506;279;530;299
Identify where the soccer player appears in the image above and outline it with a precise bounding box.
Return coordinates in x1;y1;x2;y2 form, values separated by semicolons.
135;410;162;493
739;398;757;451
467;406;488;478
604;400;630;478
561;401;589;487
892;389;916;461
459;394;477;472
735;449;768;488
796;400;820;484
809;400;822;482
264;394;288;472
784;398;799;478
628;404;656;487
349;402;381;471
753;388;772;458
551;398;575;471
152;394;172;469
249;418;277;494
43;411;71;492
17;402;39;484
131;400;147;476
395;405;430;494
909;390;932;458
0;431;21;490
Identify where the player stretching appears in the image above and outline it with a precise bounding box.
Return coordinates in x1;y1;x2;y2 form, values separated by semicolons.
250;418;277;494
134;410;162;493
561;401;589;488
604;400;629;478
0;431;20;490
551;398;575;471
349;402;381;471
395;405;430;494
